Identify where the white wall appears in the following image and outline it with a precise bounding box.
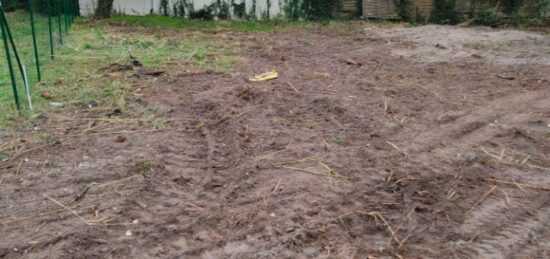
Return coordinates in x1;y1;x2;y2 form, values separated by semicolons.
79;0;285;19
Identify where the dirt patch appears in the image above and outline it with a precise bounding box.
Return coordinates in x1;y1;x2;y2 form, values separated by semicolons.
1;24;549;258
373;25;550;65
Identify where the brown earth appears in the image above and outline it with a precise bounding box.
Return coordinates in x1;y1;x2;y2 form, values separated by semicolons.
1;24;549;259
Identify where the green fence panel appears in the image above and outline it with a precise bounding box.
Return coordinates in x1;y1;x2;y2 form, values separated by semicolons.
0;0;77;111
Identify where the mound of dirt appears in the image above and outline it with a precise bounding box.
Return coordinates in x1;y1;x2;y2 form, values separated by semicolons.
373;25;550;65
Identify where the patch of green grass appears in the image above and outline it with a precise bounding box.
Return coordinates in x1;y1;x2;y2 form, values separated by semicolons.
333;136;344;145
0;17;238;128
107;15;313;32
135;159;154;173
1;10;61;124
195;122;204;129
149;119;165;130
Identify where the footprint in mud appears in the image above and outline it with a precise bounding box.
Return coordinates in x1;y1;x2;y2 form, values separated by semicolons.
235;86;262;102
309;97;347;115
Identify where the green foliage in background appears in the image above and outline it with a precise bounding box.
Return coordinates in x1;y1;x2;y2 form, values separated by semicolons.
156;0;345;20
430;0;549;26
285;0;342;20
160;0;169;16
430;0;460;24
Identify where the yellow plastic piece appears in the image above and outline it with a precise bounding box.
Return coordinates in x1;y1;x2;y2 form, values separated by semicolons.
249;70;278;82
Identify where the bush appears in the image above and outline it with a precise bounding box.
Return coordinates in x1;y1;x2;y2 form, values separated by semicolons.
430;0;460;24
513;10;546;26
474;10;507;27
285;0;342;20
1;0;58;15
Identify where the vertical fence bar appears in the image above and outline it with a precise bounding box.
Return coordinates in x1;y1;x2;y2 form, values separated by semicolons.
0;5;21;110
71;0;75;24
66;0;71;26
28;0;41;81
0;4;28;89
48;0;54;59
68;0;72;25
74;0;79;17
57;0;63;44
70;0;75;24
63;0;69;32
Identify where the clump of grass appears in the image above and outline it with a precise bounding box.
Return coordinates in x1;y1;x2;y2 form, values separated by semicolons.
107;15;314;32
135;159;154;173
0;17;238;128
149;119;165;130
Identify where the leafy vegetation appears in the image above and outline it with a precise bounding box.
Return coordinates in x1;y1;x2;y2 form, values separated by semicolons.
107;15;312;32
285;0;342;20
0;10;57;121
430;0;460;24
429;0;550;27
0;16;239;127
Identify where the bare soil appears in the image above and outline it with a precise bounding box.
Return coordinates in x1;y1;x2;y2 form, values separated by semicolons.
1;24;549;259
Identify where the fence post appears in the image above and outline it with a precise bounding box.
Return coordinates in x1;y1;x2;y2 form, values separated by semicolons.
71;0;75;24
75;0;80;17
63;0;69;32
0;4;29;90
68;0;72;25
0;5;21;110
48;0;54;59
57;0;63;44
28;0;41;81
66;0;71;26
74;0;79;17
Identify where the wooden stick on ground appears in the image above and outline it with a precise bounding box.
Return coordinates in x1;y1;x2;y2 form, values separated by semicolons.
489;178;550;191
2;207;77;225
272;178;282;194
283;166;325;176
281;156;321;165
512;179;527;193
43;195;92;225
15;159;23;177
499;188;511;206
387;141;406;157
286;82;301;94
470;185;498;211
358;211;401;245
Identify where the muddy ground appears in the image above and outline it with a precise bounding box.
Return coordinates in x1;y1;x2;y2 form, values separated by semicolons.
1;24;549;258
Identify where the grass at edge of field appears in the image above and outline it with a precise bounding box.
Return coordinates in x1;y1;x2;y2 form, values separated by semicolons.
0;17;240;129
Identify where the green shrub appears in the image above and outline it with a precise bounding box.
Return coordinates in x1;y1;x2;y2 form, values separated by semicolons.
513;10;546;26
430;0;460;24
475;10;507;27
285;0;342;20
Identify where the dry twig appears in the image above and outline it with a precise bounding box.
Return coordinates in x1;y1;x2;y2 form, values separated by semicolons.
499;188;511;206
358;211;401;245
470;185;498;211
387;141;406;157
43;195;92;225
184;202;205;211
286;82;301;94
272;178;282;194
489;178;550;191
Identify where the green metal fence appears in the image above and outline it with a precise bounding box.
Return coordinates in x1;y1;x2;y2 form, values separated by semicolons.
0;0;79;111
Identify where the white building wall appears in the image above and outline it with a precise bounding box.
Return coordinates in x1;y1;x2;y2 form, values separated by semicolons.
79;0;285;18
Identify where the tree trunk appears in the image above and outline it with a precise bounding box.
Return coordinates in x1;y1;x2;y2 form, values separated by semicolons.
95;0;114;18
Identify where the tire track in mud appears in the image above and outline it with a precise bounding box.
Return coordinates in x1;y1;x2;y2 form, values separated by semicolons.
152;38;550;257
451;195;550;259
407;88;550;155
400;87;550;258
3;26;550;258
143;70;365;257
134;80;270;257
